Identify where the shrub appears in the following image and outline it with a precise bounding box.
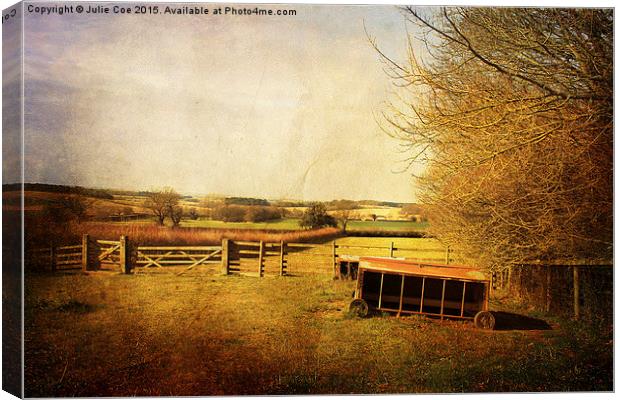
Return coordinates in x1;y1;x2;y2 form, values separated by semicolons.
300;203;338;229
244;206;282;222
188;207;199;220
211;205;246;222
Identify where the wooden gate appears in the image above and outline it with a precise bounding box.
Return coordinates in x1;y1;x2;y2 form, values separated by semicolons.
135;246;222;274
97;239;122;271
226;241;287;277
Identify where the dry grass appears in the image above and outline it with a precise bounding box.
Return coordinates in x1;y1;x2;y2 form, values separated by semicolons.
77;222;341;246
24;267;612;396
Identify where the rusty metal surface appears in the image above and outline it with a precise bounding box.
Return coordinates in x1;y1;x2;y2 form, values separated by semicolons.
358;257;488;282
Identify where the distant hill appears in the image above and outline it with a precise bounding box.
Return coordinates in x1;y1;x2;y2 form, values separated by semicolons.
224;197;270;206
3;183;113;199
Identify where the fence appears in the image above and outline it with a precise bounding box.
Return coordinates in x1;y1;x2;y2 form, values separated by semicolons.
491;261;613;321
27;235;611;320
28;244;83;271
28;236;453;276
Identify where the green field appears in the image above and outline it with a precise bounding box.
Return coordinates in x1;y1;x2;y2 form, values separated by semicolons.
333;237;450;262
179;218;302;230
346;220;428;231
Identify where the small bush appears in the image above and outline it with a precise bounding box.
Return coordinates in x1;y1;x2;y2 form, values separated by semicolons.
300;203;337;229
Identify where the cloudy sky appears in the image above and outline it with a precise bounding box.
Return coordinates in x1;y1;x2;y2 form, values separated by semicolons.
13;3;424;202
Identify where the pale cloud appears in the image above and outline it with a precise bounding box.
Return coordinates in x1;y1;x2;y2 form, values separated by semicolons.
22;3;422;202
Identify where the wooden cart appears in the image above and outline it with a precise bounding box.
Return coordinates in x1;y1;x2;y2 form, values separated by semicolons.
336;255;405;280
335;255;361;280
349;257;495;329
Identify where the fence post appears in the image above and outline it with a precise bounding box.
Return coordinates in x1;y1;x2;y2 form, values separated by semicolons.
258;240;264;277
221;239;230;275
50;242;56;272
279;241;286;276
81;234;89;272
119;235;129;274
332;240;337;276
445;246;450;264
573;266;580;319
389;241;395;258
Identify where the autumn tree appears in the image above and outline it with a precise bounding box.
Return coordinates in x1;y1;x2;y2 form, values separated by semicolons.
144;187;181;226
299;203;338;229
373;7;612;270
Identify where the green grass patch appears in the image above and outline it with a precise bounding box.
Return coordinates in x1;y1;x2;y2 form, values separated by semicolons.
180;218;302;230
346;220;428;232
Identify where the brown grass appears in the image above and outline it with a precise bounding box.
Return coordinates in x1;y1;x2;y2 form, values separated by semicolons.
77;222;341;246
24;270;612;396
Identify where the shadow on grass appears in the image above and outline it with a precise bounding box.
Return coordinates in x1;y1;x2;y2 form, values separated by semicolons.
492;311;552;331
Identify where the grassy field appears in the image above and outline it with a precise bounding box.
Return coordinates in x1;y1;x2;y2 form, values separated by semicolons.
346;220;428;231
178;218;426;232
24;268;612;396
179;218;303;230
333;236;449;262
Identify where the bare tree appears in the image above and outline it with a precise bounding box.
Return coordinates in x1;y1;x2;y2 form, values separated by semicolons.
328;200;357;232
144;187;181;226
372;7;612;269
334;209;352;232
168;205;183;228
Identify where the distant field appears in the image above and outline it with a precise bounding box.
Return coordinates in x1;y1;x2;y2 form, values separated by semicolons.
13;191;425;232
179;218;426;232
346;220;427;231
180;218;302;230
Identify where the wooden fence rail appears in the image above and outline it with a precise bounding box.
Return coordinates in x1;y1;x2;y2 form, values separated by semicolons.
28;243;83;271
28;237;454;276
29;237;453;277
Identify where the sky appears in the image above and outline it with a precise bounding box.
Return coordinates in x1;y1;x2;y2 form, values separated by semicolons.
7;2;428;202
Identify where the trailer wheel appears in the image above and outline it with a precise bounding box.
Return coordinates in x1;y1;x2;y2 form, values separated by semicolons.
349;299;369;318
474;311;495;330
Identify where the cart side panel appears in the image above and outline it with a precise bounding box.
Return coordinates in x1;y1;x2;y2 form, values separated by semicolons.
463;281;486;317
421;278;444;315
378;273;403;310
401;276;424;311
443;280;467;316
361;270;383;308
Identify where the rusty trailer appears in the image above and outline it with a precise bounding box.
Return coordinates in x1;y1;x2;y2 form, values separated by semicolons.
336;255;405;280
349;257;495;329
336;255;361;280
